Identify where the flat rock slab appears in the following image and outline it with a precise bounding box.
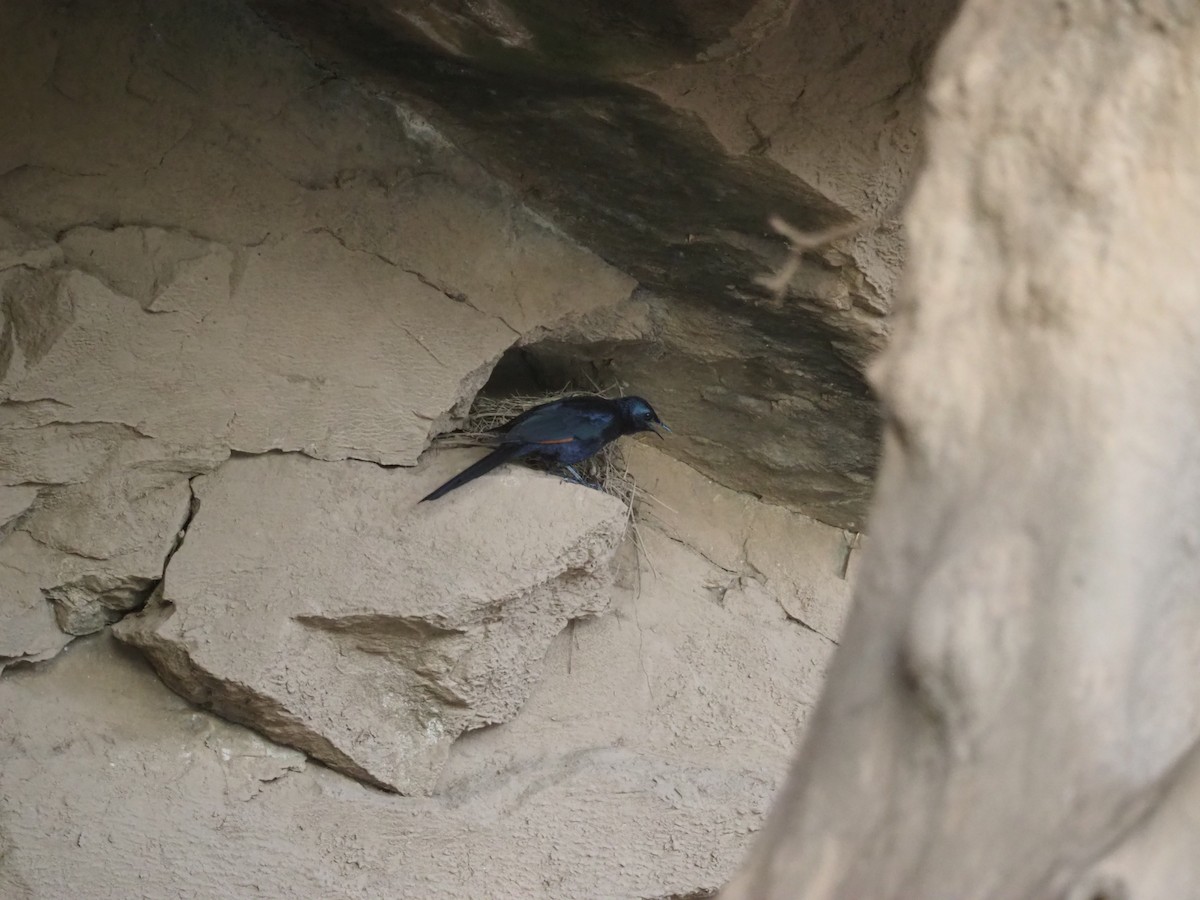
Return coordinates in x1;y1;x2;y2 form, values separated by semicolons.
1;232;514;464
0;535;72;672
116;452;628;794
0;426;227;663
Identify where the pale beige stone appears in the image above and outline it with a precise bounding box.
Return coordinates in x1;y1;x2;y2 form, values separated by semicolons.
722;2;1200;898
116;452;630;794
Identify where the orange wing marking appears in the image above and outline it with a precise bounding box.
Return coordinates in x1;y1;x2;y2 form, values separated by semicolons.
535;437;576;445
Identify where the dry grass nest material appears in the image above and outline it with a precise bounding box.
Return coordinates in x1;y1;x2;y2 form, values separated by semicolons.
431;387;642;517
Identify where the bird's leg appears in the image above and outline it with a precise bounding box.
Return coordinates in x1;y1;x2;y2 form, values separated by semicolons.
563;465;586;485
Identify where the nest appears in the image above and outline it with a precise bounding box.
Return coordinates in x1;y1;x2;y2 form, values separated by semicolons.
430;387;641;514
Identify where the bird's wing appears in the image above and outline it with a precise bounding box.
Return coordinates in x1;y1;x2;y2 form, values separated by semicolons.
493;395;606;433
501;397;614;445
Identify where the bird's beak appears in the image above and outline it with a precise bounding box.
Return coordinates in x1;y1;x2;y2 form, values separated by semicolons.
652;421;671;439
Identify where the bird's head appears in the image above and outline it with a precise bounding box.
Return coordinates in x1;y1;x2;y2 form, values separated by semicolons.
617;396;671;439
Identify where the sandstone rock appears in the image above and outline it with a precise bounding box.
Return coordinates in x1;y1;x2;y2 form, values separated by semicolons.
59;225;234;312
32;462;212;635
0;485;36;533
0;536;72;673
721;2;1200;897
626;442;858;642
0;421;226;638
0;266;74;388
0;0;635;463
0;218;61;272
0;419;199;666
2;457;840;897
0;0;637;675
1;237;513;464
0;421;225;666
116;452;628;794
0;422;135;486
0;221;63;397
744;506;856;643
241;0;955;528
1;484;196;646
0;0;918;893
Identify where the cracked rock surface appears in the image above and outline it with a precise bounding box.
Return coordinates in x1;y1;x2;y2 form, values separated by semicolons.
1;0;870;894
248;0;961;527
115;452;629;794
0;0;635;668
5;230;512;462
624;443;859;645
3;444;843;898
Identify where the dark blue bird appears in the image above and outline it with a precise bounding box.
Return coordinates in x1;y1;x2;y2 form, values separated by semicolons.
420;394;669;502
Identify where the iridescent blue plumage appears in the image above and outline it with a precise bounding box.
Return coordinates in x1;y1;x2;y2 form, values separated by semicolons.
420;394;668;502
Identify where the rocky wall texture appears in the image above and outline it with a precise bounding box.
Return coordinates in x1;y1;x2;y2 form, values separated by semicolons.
720;1;1200;897
245;0;961;528
0;0;871;896
0;0;632;670
1;445;855;898
116;454;630;795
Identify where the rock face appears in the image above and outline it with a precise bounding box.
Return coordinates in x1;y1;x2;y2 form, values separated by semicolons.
116;452;628;794
2;443;844;898
0;223;230;658
0;0;918;893
0;0;637;670
0;433;218;668
721;2;1200;898
247;0;962;528
7;229;513;462
625;442;858;644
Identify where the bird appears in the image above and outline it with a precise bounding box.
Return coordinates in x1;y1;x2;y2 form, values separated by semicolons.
420;394;670;503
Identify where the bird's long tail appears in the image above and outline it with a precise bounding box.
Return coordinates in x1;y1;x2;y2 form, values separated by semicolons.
419;443;524;502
